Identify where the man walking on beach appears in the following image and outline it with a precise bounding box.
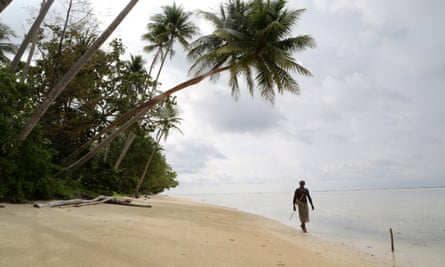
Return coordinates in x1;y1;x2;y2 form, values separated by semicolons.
293;180;314;233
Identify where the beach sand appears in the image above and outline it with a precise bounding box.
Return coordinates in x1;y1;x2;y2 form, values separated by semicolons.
0;196;391;267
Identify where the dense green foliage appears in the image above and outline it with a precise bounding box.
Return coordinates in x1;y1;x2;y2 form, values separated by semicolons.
79;134;178;196
0;67;72;202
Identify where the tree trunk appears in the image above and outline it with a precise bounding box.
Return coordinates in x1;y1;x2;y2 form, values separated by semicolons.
19;0;139;141
0;0;13;14
22;0;45;78
10;0;54;72
135;134;162;196
152;43;170;90
105;38;170;172
114;132;136;169
57;0;73;59
33;195;106;208
103;143;109;162
148;47;162;77
60;65;231;175
62;105;137;165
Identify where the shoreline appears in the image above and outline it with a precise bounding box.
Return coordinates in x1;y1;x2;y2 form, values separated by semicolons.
0;196;392;267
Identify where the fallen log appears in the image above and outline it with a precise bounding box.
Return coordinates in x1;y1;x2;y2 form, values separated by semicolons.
105;198;151;208
33;196;151;208
33;195;106;208
62;196;114;208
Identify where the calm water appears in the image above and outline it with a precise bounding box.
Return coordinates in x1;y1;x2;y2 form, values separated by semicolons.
176;188;445;267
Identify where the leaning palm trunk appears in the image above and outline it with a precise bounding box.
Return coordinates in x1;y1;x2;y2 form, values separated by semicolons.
152;41;171;90
0;0;13;13
135;134;162;196
61;65;231;175
21;24;38;77
112;45;168;170
114;132;136;169
19;0;139;141
10;0;54;72
147;48;162;77
103;143;110;162
22;0;46;77
62;103;138;165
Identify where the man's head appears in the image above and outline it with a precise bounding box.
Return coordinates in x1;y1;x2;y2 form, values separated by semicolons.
299;180;305;187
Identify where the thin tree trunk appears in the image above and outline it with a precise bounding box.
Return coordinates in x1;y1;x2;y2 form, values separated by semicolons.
10;0;54;72
135;134;162;196
135;147;157;196
19;0;139;141
22;27;38;77
60;65;231;175
114;132;136;169
57;0;73;59
48;0;73;85
22;0;45;78
103;143;109;162
153;46;168;90
62;104;137;165
148;48;162;77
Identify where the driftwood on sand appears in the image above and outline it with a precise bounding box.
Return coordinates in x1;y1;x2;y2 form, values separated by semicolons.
33;195;152;208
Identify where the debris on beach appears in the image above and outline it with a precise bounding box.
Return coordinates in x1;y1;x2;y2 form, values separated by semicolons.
33;195;152;209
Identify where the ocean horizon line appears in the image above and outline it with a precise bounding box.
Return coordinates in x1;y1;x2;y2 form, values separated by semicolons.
170;185;445;196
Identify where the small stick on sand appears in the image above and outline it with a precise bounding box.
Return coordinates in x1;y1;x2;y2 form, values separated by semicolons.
389;227;395;252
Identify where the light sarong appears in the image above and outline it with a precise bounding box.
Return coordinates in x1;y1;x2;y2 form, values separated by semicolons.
297;202;309;223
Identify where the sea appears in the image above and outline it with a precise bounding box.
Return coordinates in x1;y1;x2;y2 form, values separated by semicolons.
174;187;445;267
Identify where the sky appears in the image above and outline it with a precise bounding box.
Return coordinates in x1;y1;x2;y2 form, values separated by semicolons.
1;0;445;193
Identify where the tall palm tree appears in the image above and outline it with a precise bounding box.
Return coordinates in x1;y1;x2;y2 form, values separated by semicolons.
93;3;197;172
142;2;199;88
113;55;149;170
65;3;197;166
112;2;196;170
135;97;182;196
0;22;16;64
62;0;315;174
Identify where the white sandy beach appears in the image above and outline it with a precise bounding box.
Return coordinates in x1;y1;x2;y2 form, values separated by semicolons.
0;196;392;267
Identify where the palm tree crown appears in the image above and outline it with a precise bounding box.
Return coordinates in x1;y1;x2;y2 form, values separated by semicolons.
142;2;199;79
188;0;315;103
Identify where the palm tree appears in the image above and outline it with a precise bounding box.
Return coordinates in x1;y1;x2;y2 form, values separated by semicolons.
64;3;197;167
62;0;315;174
112;2;197;169
18;0;139;141
135;97;182;196
113;55;149;170
189;0;314;102
142;2;199;88
0;22;16;64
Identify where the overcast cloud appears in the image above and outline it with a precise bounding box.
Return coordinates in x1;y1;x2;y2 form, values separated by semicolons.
2;0;444;193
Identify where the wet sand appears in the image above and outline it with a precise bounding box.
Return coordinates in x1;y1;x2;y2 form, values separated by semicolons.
0;196;391;267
